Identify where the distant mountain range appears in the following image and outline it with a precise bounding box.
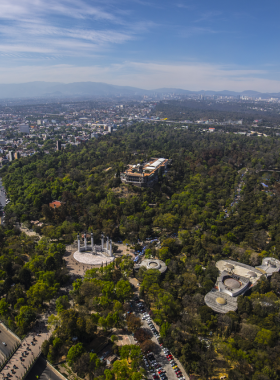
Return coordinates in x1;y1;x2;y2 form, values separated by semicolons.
0;81;279;99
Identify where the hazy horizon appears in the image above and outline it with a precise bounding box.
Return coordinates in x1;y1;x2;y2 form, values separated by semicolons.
0;81;279;99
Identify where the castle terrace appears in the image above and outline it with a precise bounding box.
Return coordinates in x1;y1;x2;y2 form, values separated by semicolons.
120;158;168;187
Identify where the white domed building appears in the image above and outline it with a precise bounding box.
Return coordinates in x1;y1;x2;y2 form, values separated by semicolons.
204;258;280;313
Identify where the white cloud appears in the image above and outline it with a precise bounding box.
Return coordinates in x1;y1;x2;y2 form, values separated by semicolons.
0;0;118;22
111;62;280;92
0;1;153;58
0;62;279;93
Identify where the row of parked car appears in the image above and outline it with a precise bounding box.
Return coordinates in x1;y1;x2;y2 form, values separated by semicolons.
144;352;167;380
142;313;160;340
133;300;164;380
141;311;185;380
161;347;185;380
133;297;185;380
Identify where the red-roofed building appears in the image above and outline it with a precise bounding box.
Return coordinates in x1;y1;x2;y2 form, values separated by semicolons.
49;201;62;209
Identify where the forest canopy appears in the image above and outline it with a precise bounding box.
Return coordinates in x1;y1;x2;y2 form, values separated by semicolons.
2;123;280;379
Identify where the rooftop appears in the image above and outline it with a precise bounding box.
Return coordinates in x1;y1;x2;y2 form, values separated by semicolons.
123;158;168;178
256;257;280;276
205;258;280;313
49;200;62;209
216;259;262;285
205;290;238;313
135;259;167;273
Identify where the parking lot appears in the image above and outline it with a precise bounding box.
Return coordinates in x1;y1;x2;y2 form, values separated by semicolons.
0;323;20;359
132;299;189;380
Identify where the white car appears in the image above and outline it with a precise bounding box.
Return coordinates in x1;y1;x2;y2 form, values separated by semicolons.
2;342;6;346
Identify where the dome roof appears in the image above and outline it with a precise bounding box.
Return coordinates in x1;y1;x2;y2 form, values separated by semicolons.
216;297;227;305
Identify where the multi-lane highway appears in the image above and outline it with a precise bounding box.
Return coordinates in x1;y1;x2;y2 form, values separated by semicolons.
0;324;20;359
0;328;52;379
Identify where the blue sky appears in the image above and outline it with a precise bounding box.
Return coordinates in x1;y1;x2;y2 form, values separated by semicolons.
0;0;279;91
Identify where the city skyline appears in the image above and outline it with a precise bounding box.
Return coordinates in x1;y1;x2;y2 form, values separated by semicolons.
0;0;279;91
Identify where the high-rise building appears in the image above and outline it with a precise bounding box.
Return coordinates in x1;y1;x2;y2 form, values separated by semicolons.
14;152;21;160
8;151;14;161
56;140;62;151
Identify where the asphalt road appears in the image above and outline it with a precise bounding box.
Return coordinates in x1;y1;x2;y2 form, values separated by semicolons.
0;322;52;379
0;324;19;359
25;355;63;380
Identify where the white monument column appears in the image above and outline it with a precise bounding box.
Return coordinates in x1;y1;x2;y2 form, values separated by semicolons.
84;232;87;250
91;233;94;250
110;240;113;257
77;234;80;252
106;237;109;251
101;234;104;251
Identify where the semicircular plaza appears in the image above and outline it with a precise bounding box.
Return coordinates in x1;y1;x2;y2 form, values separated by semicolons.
74;250;114;265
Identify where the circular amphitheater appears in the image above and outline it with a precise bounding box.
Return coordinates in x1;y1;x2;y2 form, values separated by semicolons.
147;261;160;269
73;250;114;265
139;259;167;273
